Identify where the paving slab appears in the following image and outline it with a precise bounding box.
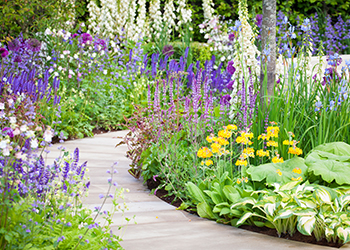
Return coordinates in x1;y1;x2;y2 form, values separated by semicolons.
49;131;347;250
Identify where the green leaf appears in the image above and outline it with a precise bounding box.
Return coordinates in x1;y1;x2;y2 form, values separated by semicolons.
306;143;350;185
236;212;254;226
337;227;350;243
223;185;240;203
186;182;206;203
297;215;316;235
197;202;215;219
247;157;308;184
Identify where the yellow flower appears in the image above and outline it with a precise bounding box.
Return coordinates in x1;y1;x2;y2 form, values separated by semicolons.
292;176;303;181
205;160;213;166
267;126;280;138
200;161;204;165
227;124;237;130
218;130;231;139
258;133;270;140
276;169;282;176
197;147;213;158
242;147;255;158
256;149;269;157
272;156;284;163
236;179;241;184
288;147;303;155
235;159;248;166
267;140;278;147
283;140;292;145
211;143;221;153
206;136;213;143
292;167;302;174
243;177;249;183
217;137;229;146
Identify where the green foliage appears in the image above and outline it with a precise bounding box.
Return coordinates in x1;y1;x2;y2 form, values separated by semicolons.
306;142;350;185
0;0;77;39
247;157;308;185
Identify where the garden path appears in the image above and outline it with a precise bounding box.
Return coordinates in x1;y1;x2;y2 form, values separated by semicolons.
47;131;349;250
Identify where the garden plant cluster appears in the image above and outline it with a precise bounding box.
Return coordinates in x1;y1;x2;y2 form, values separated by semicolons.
1;0;350;248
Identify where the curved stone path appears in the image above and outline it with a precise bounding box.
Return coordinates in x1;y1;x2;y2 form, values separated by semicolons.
47;131;349;250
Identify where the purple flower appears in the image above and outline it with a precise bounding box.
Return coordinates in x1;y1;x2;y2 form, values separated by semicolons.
94;38;107;50
226;61;236;75
228;33;235;42
13;55;22;63
227;80;234;90
0;47;8;58
8;40;20;52
81;33;92;44
2;127;14;137
99;194;104;199
255;14;263;27
72;33;78;38
27;38;41;52
162;45;174;57
66;222;72;227
220;94;231;105
57;236;65;243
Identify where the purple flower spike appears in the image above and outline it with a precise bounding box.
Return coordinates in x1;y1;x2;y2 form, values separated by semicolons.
0;47;8;58
227;61;236;75
255;14;263;27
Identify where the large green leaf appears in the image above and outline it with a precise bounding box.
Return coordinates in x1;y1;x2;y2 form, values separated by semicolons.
197;202;216;219
306;142;350;185
297;215;316;236
223;185;240;203
186;182;207;203
247;157;308;185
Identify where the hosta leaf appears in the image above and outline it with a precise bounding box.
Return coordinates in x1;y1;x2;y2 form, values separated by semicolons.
297;215;316;235
314;187;333;204
306;142;350;185
247;157;308;185
264;203;276;217
274;208;295;221
204;190;223;205
213;202;230;213
337;227;350;244
236;212;254;226
230;197;257;209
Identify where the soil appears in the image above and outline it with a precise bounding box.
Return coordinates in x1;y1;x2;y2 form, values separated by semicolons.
146;178;344;248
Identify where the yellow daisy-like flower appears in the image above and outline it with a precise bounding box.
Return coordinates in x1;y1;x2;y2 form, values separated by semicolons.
267;140;278;147
218;130;231;139
272;156;284;163
276;169;282;176
227;124;237;130
235;159;248;166
211;143;221;153
256;149;269;157
217;137;229;146
241;132;253;139
197;147;213;158
205;160;213;166
288;147;303;155
292;167;302;174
